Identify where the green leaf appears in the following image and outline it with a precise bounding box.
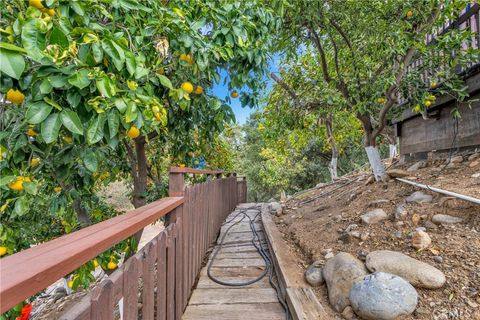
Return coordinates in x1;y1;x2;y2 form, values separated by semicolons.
157;75;173;90
0;42;27;53
114;98;127;113
43;97;62;111
26;101;53;124
41;113;62;144
13;196;29;217
67;91;81;108
86;114;106;144
0;49;25;79
23;181;38;195
21;20;46;62
92;42;103;63
68;69;91;89
125;101;137;123
49;28;69;48
60;110;84;135
83;150;98;172
0;175;15;186
40;78;53;94
102;39;125;71
96;76;116;98
125;52;136;76
107;109;120;138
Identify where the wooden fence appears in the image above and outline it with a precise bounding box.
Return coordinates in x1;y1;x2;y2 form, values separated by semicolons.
0;167;245;319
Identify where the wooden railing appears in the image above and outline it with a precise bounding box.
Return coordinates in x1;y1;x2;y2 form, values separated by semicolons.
0;167;246;319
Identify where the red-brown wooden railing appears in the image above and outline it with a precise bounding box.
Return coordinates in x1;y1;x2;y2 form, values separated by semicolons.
0;167;246;319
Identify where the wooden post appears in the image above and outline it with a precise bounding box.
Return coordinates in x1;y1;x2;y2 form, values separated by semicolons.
169;172;185;197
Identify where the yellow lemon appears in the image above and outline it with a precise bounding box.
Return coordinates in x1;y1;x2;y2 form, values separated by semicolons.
6;89;25;105
8;177;29;191
194;86;204;95
93;259;99;268
151;105;160;114
127;126;140;138
179;163;186;168
427;95;436;101
44;8;55;16
430;81;437;88
107;261;117;270
127;80;138;91
425;101;432;107
414;105;421;112
180;53;193;64
377;97;386;104
406;10;413;18
29;0;44;9
30;158;40;167
181;82;194;94
62;136;73;144
154;112;162;121
54;186;62;193
0;246;7;257
188;151;194;157
68;280;73;288
230;91;239;98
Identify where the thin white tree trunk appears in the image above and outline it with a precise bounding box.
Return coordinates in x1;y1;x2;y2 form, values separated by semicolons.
365;146;386;181
328;156;338;180
389;144;398;158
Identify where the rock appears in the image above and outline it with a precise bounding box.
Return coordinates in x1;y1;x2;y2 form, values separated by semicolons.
339;233;352;244
322;252;368;312
333;214;342;222
350;272;418;320
468;153;480;161
305;261;324;287
325;252;335;260
472;172;480;178
395;204;408;220
365;176;375;185
341;306;355;320
424;220;438;230
368;199;390;207
469;160;480;168
450;155;464;163
433;256;443;264
350;231;361;239
415;227;426;232
321;248;332;255
357;249;369;261
407;161;427;172
386;169;410;178
360;231;369;241
432;214;463;225
361;209;387;225
345;224;358;233
269;202;282;216
406;191;433;203
366;250;446;289
394;231;403;239
412;230;431;249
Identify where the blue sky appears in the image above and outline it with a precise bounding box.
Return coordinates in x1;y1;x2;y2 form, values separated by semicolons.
211;55;281;124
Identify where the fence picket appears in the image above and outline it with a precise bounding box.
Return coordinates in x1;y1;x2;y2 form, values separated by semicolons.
156;232;167;320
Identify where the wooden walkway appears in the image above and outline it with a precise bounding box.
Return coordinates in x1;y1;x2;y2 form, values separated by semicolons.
183;204;286;320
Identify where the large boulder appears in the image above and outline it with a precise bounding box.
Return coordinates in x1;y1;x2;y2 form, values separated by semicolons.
323;252;368;312
361;209;387;225
350;272;418;320
366;250;446;289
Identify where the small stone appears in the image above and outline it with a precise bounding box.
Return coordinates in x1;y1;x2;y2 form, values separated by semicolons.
407;161;427;172
395;221;405;227
341;306;355;320
368;199;390;207
322;252;368;312
333;215;342;222
350;272;418;320
386;169;410;178
424;220;438;230
350;231;361;239
469;160;480;168
472;172;480;178
358;249;369;261
360;231;369;241
325;252;335;259
270;202;282;216
450;155;464;163
365;176;375;185
305;261;324;287
366;250;446;289
406;191;433;204
339;233;352;244
321;248;333;255
361;209;387;225
412;230;431;250
345;224;358;233
432;214;464;225
468;153;480;161
433;256;443;264
395;204;408;220
416;227;426;232
394;231;403;239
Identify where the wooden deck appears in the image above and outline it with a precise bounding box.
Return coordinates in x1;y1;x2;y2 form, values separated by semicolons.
183;204;286;320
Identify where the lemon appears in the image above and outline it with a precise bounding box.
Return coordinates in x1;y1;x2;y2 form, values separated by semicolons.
127;126;140;138
179;53;193;64
29;0;44;9
6;89;25;105
0;246;7;257
414;105;421;112
44;8;55;16
27;128;37;137
93;259;99;268
63;136;73;144
30;158;40;167
430;81;437;88
377;97;386;104
194;86;204;95
68;280;73;288
181;82;194;94
406;10;413;18
8;177;30;191
107;261;117;270
154;112;162;121
425;101;432;107
127;80;138;91
179;163;186;168
54;186;62;192
427;95;436;101
230;91;239;98
152;105;160;114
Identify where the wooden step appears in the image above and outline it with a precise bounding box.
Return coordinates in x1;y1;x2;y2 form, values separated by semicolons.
182;303;285;320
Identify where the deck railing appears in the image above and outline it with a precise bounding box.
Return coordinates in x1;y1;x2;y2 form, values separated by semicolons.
0;167;246;319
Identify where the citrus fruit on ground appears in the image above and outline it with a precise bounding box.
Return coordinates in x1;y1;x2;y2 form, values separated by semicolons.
230;91;239;98
0;246;7;256
181;82;194;94
127;126;140;138
6;89;25;105
194;86;204;94
107;261;117;270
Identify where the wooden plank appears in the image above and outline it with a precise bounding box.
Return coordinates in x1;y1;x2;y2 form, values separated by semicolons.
183;303;285;320
91;279;114;320
168;173;185;197
286;288;328;320
207;257;266;268
0;196;183;313
175;218;183;319
196;275;271;289
169;167;224;175
123;255;140;320
166;225;176;320
156;232;167;320
142;240;157;320
188;288;280;305
59;295;90;320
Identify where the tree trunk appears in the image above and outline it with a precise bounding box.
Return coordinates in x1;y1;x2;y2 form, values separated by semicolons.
73;199;91;227
358;113;387;181
325;115;338;181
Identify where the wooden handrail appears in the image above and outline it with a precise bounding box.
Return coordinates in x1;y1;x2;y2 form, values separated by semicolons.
0;197;184;313
169;166;224;175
